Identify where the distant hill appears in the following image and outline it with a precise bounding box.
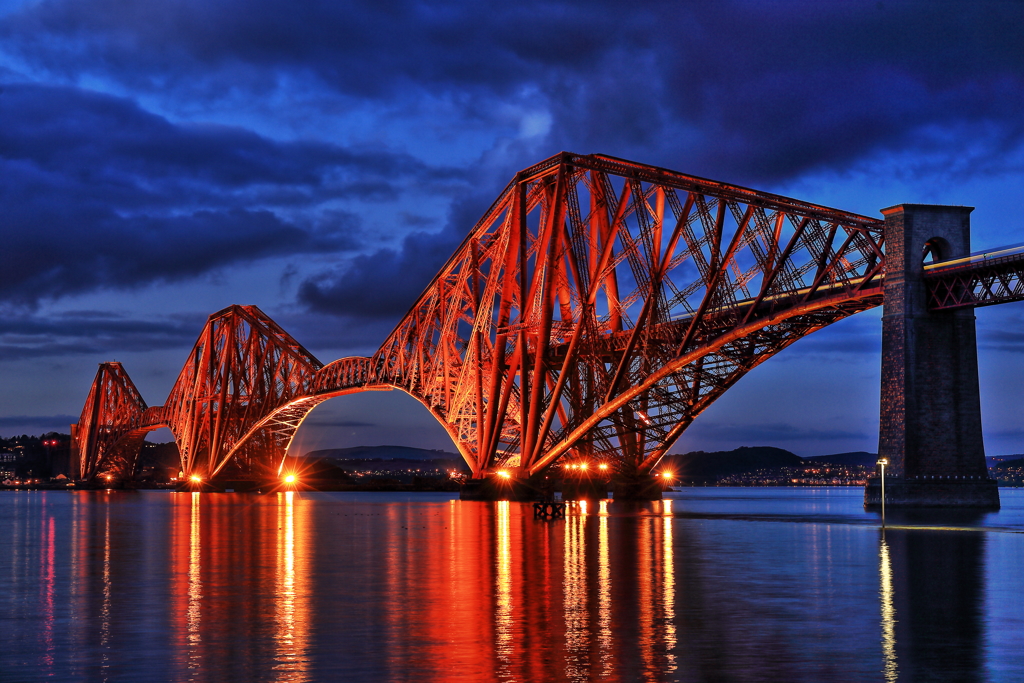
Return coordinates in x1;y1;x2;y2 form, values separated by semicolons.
804;451;877;467
988;455;1024;468
303;445;462;461
662;446;803;484
991;457;1024;469
298;445;1019;486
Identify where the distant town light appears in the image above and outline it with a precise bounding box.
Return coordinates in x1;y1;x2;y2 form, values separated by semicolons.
579;462;589;471
497;470;511;479
190;474;202;483
598;463;609;471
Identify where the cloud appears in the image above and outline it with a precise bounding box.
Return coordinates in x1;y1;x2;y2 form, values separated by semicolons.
0;0;640;97
686;420;870;444
0;310;203;361
0;82;464;305
978;327;1024;356
0;414;78;436
297;192;488;319
548;2;1024;183
301;418;377;428
4;1;1022;188
2;2;1021;319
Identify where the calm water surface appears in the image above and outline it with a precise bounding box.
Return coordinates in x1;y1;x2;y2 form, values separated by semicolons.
2;488;1023;682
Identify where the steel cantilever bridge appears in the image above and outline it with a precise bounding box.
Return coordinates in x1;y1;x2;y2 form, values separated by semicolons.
71;152;1024;487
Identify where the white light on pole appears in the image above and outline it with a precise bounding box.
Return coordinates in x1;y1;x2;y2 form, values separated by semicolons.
876;457;889;527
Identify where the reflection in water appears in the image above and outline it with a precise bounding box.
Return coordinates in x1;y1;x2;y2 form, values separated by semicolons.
495;500;513;679
563;500;589;681
878;533;898;682
187;491;202;669
597;500;612;679
1;490;1016;681
41;509;55;669
661;501;677;677
887;514;987;682
275;491;310;681
100;497;112;678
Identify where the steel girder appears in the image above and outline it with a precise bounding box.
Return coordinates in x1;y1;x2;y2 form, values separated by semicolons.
72;153;889;481
925;252;1024;310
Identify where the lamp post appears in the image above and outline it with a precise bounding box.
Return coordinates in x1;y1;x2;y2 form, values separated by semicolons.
876;457;889;527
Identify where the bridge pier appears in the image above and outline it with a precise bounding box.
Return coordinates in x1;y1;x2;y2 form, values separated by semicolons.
867;204;999;509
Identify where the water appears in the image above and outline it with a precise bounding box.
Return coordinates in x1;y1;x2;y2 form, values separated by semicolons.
2;488;1023;682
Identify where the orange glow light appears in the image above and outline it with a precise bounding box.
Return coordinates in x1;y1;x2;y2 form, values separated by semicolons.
579;462;589;471
598;463;609;471
189;474;202;483
497;470;511;479
283;474;297;484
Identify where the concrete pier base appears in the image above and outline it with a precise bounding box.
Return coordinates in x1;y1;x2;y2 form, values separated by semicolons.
612;474;663;501
864;477;999;509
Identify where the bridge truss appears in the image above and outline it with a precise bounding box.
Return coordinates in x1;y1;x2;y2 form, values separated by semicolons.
73;153;891;482
925;249;1024;310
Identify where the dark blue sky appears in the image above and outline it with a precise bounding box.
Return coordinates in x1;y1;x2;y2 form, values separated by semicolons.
3;0;1024;457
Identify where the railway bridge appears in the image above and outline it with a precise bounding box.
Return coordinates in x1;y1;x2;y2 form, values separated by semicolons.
70;153;1024;506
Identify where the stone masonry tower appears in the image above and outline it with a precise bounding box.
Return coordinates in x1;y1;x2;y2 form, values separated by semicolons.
865;204;999;508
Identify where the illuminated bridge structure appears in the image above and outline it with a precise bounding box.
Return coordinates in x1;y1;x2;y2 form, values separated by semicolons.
70;153;1024;505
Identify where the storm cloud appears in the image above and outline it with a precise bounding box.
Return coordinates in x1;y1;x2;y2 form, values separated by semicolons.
3;0;1022;183
0;82;462;305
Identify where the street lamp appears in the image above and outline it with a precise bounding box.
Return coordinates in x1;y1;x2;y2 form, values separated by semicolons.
876;457;889;527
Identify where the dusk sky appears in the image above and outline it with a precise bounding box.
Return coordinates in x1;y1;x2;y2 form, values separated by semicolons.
2;0;1024;458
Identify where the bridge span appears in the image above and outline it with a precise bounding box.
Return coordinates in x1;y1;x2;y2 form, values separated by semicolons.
69;153;1024;507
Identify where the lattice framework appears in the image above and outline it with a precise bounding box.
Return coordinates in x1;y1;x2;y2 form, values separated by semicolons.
72;153;894;481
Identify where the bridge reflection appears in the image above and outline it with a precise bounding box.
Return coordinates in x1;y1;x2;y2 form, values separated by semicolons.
4;492;998;681
882;514;986;682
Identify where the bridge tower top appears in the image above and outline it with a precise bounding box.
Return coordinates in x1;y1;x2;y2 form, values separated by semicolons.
881;203;973;274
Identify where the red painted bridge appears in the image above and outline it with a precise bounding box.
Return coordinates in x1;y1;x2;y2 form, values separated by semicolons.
70;153;1024;496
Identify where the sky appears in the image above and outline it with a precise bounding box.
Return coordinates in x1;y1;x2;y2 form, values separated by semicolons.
2;0;1024;458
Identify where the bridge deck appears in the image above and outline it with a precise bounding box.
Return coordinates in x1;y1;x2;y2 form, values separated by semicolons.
924;246;1024;309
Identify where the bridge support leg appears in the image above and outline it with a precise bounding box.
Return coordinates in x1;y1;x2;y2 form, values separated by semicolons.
867;204;999;509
